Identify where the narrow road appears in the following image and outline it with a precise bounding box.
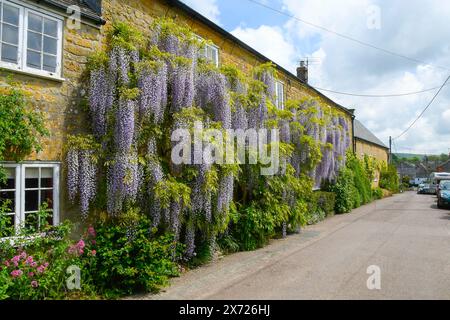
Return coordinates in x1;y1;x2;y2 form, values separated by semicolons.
140;192;450;300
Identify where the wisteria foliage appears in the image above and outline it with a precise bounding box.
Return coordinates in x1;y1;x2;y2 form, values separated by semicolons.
71;20;353;257
67;146;97;220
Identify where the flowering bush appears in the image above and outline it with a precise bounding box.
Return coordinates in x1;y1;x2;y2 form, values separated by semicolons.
1;251;49;299
89;215;184;298
0;221;97;300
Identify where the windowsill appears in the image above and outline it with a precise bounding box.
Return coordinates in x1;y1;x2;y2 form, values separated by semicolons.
0;66;65;83
0;233;45;247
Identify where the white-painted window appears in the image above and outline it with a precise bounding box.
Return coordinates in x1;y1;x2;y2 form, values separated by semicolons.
0;163;60;238
196;35;219;67
275;81;285;110
0;0;63;78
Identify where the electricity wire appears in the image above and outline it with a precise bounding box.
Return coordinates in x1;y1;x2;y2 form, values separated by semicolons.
245;0;450;71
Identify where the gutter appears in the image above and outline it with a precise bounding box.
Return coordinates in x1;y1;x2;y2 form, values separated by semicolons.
167;0;354;117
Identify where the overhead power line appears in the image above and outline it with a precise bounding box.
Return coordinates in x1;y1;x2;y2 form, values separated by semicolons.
393;74;450;140
245;0;450;71
312;84;447;98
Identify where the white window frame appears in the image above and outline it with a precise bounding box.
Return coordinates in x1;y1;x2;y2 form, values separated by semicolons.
275;81;285;110
0;162;60;239
196;34;220;67
0;0;63;78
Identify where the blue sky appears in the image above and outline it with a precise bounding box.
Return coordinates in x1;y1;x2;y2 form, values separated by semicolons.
182;0;450;155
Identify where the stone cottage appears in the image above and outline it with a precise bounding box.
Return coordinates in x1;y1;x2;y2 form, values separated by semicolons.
354;119;389;187
0;0;355;236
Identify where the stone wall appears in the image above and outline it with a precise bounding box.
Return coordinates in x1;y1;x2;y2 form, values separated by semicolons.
355;139;389;187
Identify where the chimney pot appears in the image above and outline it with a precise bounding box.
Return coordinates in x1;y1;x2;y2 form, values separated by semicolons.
297;60;308;83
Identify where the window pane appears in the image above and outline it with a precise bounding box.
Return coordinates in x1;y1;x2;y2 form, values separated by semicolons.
28;13;42;32
0;191;15;213
40;189;53;208
0;168;15;190
41;168;54;188
3;4;19;26
1;43;17;63
43;36;56;54
27;31;42;51
25;168;39;188
2;23;19;44
25;190;39;212
27;50;41;69
43;55;56;72
44;19;57;37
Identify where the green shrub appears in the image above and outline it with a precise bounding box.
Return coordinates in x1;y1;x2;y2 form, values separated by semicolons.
372;187;383;200
380;164;399;193
347;155;372;205
328;168;355;214
91;215;183;298
0;220;97;300
314;191;336;216
0;85;48;182
232;203;277;251
0;211;183;300
306;191;335;225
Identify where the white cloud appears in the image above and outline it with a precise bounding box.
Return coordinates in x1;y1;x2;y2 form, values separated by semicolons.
231;25;298;73
180;0;221;24
278;0;450;154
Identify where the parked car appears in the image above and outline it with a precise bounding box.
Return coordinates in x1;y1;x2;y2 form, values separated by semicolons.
418;183;431;194
437;181;450;208
429;172;450;195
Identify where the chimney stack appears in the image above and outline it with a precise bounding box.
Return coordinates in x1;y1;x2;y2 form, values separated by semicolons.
297;60;308;83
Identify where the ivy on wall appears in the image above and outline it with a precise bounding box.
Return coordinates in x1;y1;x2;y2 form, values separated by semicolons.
67;19;352;258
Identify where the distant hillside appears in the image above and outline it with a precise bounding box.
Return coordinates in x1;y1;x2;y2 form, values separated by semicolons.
394;153;427;160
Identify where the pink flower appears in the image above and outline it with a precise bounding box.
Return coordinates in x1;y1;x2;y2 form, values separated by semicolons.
36;265;45;274
28;272;35;277
11;255;20;263
19;252;27;260
79;249;84;255
77;240;85;250
31;280;39;288
11;269;23;278
91;250;96;256
87;226;96;237
43;262;49;268
91;240;96;245
4;261;10;267
25;256;34;265
31;262;37;268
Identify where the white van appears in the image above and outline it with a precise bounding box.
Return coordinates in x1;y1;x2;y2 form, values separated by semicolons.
429;172;450;195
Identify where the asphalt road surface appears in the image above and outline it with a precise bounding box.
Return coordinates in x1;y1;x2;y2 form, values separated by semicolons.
141;192;450;300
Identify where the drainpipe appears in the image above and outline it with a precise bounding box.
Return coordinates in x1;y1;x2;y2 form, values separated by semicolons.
349;109;356;154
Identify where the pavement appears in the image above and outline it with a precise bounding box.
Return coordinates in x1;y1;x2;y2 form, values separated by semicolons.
134;192;450;300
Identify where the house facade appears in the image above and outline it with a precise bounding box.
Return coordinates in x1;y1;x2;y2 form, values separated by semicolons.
0;0;354;236
354;120;388;187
